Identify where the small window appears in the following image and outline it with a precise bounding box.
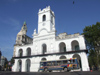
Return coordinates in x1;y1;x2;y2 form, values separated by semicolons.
19;49;23;57
43;15;46;21
43;62;47;66
47;62;51;66
63;60;67;64
42;44;47;54
72;59;75;63
18;37;20;40
40;62;43;67
51;61;56;66
57;61;62;65
67;60;71;64
51;16;53;23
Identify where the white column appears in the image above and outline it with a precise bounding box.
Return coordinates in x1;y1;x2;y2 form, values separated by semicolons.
31;57;40;72
80;52;90;71
79;36;86;50
13;59;19;72
66;41;72;51
23;48;27;56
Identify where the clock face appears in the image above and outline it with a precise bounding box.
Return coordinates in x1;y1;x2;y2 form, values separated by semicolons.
42;23;45;26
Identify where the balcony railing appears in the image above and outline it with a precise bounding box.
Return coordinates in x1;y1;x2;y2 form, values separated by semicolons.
14;49;88;58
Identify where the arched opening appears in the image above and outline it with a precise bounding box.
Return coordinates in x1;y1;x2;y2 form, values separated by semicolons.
73;54;82;69
59;42;66;52
51;15;53;23
41;58;47;61
59;56;66;59
43;15;46;21
42;44;47;54
71;40;80;51
26;48;31;56
26;59;31;72
40;58;47;68
19;49;23;57
18;60;22;72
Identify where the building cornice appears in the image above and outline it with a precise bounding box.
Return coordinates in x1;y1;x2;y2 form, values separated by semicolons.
13;49;88;59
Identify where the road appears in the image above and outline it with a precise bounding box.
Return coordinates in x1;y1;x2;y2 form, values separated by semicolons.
0;71;100;75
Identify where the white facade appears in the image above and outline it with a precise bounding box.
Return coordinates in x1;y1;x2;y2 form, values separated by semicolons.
12;6;90;72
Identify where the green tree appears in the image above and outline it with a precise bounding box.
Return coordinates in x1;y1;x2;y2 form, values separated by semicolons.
82;22;100;69
88;49;97;68
9;57;14;66
4;58;8;68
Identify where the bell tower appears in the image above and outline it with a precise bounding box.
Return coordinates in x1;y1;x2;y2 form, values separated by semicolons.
13;21;33;57
38;6;55;34
21;21;27;35
16;21;27;45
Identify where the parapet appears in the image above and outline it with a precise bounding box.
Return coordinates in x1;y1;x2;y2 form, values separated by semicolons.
56;33;80;40
38;6;54;16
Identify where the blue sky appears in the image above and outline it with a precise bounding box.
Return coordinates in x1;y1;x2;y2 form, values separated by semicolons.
0;0;100;61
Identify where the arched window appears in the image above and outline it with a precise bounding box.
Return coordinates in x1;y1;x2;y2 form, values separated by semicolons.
59;42;66;52
41;58;47;66
59;56;66;59
19;49;23;57
71;40;80;51
41;58;47;61
51;15;53;23
73;54;82;69
43;15;46;21
42;44;47;54
75;45;79;50
26;48;31;56
18;60;22;72
26;59;31;72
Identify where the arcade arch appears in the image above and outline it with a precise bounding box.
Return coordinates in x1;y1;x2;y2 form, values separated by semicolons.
18;49;23;57
43;15;46;21
26;59;31;72
18;60;22;72
26;47;31;56
41;58;47;61
73;54;82;69
59;42;66;52
42;44;47;54
71;40;80;51
59;55;66;59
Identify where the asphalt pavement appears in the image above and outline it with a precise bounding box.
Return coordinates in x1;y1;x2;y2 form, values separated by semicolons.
0;71;100;75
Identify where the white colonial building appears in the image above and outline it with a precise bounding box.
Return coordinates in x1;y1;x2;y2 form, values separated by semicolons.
12;6;90;72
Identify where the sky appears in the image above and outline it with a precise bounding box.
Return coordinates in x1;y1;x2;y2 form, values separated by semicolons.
0;0;100;61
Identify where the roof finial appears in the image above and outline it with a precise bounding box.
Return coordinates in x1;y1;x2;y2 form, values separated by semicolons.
39;9;41;12
48;6;50;9
24;21;26;25
34;29;36;35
